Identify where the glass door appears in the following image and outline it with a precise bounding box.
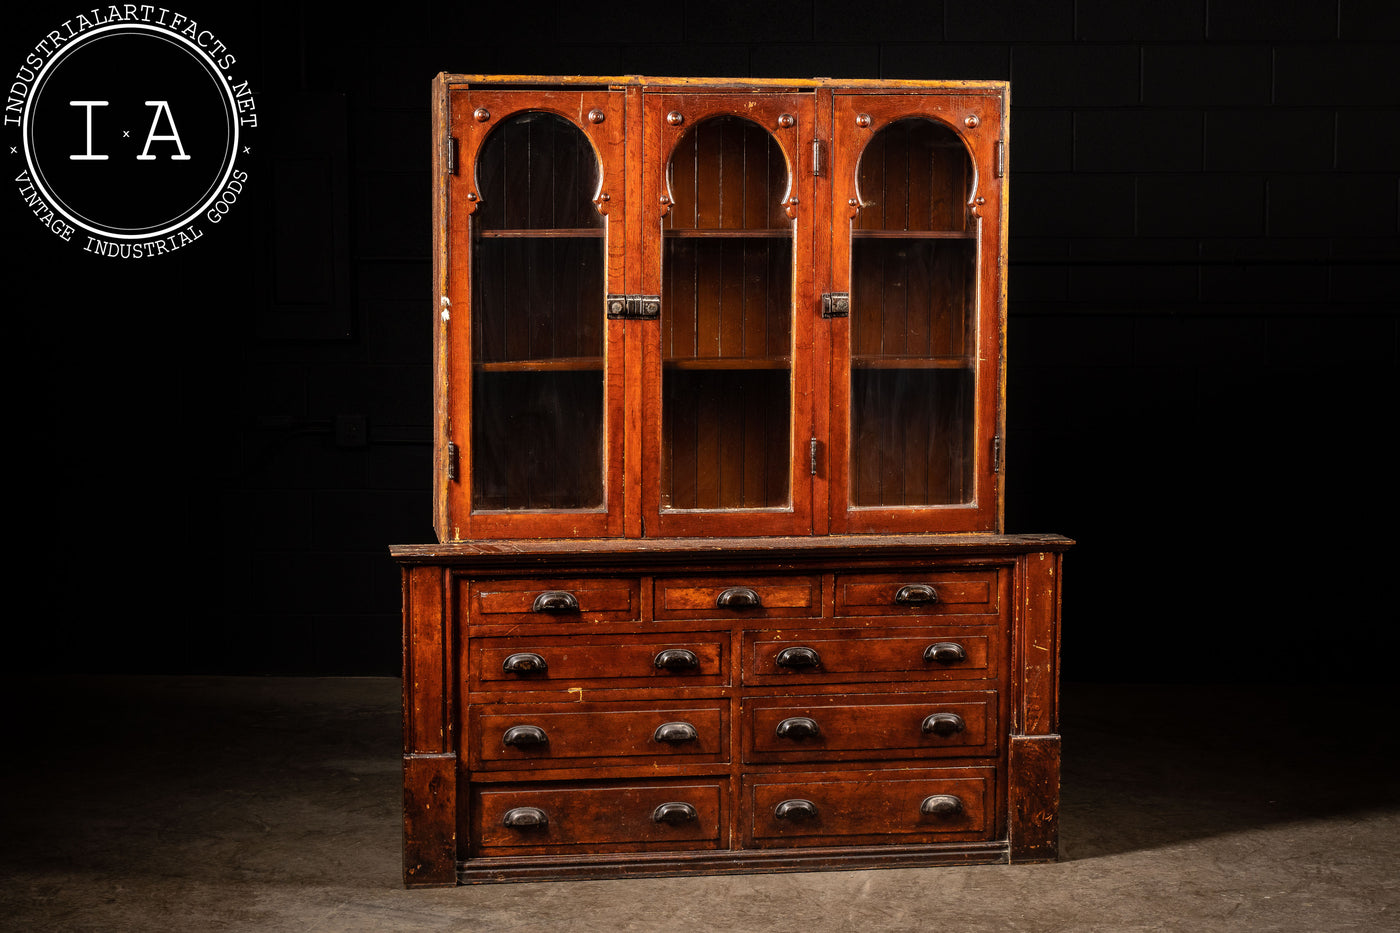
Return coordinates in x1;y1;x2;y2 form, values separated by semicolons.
642;92;815;537
828;92;1005;534
444;89;626;539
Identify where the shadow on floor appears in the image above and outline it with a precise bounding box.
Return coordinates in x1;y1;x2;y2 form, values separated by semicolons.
1058;682;1400;860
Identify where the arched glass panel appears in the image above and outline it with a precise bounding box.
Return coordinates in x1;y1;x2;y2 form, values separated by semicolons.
470;112;605;510
849;117;975;507
661;115;792;510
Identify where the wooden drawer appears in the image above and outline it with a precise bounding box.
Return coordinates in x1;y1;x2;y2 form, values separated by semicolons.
471;632;728;690
744;692;995;763
470;700;728;770
833;570;1001;617
743;627;999;686
745;766;994;848
472;780;726;856
467;578;641;623
654;575;820;620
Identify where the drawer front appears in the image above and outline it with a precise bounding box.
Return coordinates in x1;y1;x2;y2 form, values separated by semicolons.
744;692;995;763
473;780;725;855
743;628;998;686
654;575;820;620
834;570;1001;617
746;767;993;847
472;632;728;690
468;578;641;623
472;701;728;769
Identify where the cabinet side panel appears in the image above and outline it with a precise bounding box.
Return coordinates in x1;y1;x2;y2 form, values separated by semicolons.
1016;551;1062;737
432;75;452;541
404;565;452;753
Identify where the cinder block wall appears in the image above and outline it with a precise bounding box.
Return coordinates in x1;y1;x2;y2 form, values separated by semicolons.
11;1;1396;678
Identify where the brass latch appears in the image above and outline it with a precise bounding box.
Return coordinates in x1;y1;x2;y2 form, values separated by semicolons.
821;292;850;318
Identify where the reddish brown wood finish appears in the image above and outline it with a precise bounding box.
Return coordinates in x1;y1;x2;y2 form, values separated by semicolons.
410;75;1063;886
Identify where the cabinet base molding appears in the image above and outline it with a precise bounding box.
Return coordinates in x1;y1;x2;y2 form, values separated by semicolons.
456;841;1012;885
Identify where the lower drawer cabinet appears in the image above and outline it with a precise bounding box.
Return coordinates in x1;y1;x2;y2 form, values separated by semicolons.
746;766;994;848
471;780;726;856
397;537;1068;884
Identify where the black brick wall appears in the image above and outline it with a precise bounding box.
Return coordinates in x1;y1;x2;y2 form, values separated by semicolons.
7;0;1396;680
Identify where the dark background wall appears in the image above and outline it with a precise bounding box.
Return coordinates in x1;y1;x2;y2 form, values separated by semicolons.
7;1;1396;682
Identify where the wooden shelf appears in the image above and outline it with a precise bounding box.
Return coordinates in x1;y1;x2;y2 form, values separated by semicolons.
475;357;604;373
664;228;792;238
477;228;604;238
664;357;791;371
852;230;973;239
851;356;973;370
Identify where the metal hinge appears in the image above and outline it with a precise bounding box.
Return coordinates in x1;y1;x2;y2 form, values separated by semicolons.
809;438;819;475
446;135;458;175
995;140;1004;178
821;292;850;318
446;441;459;481
812;139;823;177
606;294;661;320
992;435;1001;474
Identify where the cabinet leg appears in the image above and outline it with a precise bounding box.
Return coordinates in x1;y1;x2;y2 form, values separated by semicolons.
403;753;457;886
1008;733;1060;862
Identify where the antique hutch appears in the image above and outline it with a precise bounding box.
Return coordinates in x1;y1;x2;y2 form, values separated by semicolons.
392;74;1069;885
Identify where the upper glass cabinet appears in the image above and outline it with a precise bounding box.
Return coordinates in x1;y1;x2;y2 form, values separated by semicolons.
433;78;1006;541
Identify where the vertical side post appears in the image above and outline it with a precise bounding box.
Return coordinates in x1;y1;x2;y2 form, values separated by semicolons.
402;564;457;886
1008;549;1063;862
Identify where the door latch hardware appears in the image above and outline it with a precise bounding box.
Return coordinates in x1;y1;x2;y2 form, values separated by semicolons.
821;293;850;318
606;294;661;320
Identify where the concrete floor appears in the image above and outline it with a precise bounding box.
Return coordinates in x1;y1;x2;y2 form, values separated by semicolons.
2;677;1396;932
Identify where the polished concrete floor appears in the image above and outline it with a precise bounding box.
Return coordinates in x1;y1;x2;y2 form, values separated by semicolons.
2;677;1396;932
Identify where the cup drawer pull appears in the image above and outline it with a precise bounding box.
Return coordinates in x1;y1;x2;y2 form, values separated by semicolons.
502;652;548;674
775;716;821;740
653;721;699;744
921;712;966;737
651;802;699;825
774;798;819;821
923;642;967;664
775;646;821;669
503;806;549;829
654;648;700;672
894;583;938;605
502;724;549;748
716;586;761;609
531;590;580;613
920;794;964;817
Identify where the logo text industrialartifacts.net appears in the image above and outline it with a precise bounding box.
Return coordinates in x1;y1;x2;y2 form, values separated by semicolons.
8;6;257;258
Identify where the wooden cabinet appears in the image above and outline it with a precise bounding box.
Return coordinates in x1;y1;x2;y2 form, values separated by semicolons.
398;75;1069;886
